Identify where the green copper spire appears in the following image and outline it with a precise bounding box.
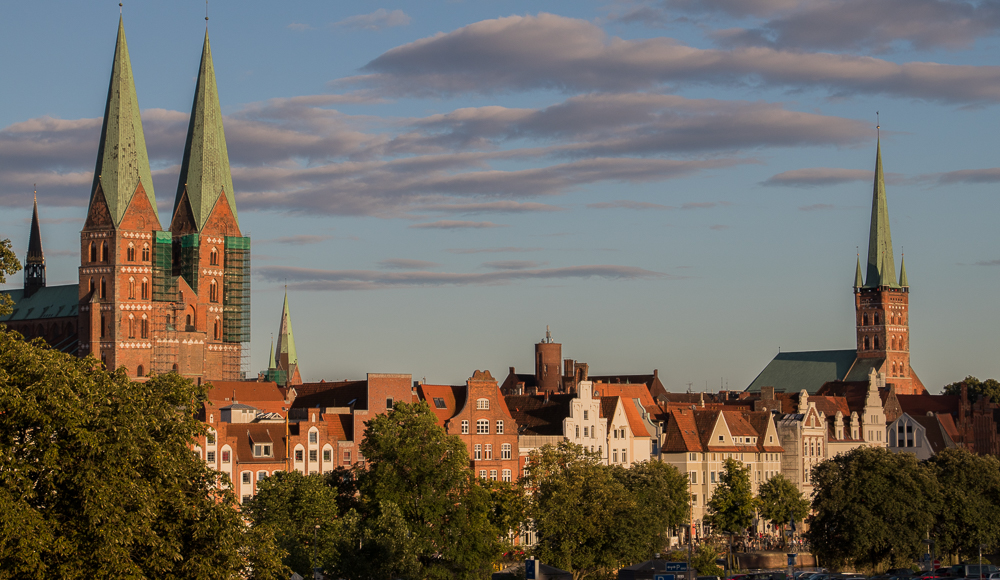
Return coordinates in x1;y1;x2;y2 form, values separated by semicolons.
267;336;276;370
864;140;898;288
854;255;863;288
173;30;237;231
91;16;156;227
899;254;909;287
275;292;298;368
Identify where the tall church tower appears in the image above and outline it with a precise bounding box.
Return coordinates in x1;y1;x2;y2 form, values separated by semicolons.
24;192;46;298
78;16;163;375
853;141;924;395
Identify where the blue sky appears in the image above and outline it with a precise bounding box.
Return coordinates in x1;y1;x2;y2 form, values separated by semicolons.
2;0;999;391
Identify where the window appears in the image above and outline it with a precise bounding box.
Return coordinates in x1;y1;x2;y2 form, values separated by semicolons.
490;469;497;481
137;364;144;377
343;451;351;464
583;410;589;420
128;315;135;338
295;449;304;462
221;450;231;463
502;443;512;460
241;472;251;485
583;426;589;438
309;450;318;462
485;444;493;460
622;451;626;463
128;277;136;299
100;277;106;299
692;494;698;505
257;471;268;481
141;244;150;261
209;279;219;302
477;419;489;434
575;425;580;438
690;471;697;484
476;398;489;410
433;397;446;409
213;319;221;340
474;444;482;460
141;278;148;300
690;452;697;461
479;470;487;479
89;242;97;262
323;449;332;462
309;431;318;444
254;444;272;457
101;241;108;262
386;398;393;409
140;315;148;339
207;451;216;463
613;429;618;439
496;420;504;434
613;449;618;463
210;247;219;266
461;420;469;435
711;471;717;483
207;432;216;445
127;244;135;261
502;469;512;482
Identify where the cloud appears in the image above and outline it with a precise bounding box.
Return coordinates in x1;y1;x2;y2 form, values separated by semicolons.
587;200;672;210
482;260;547;270
681;202;719;209
409;220;507;229
762;167;873;187
257;235;334;245
257;263;672;290
799;203;836;211
664;0;802;18
355;13;1000;104
416;201;565;214
445;247;543;254
922;167;1000;185
333;9;411;31
378;258;441;270
974;259;1000;266
717;0;1000;53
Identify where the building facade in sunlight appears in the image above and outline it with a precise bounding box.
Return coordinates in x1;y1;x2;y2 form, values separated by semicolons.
1;17;250;382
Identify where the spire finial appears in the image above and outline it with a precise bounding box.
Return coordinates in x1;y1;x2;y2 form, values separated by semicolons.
33;184;37;204
119;2;122;14
205;0;209;24
876;111;880;139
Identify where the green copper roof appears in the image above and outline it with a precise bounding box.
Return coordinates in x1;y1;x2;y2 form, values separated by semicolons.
746;349;859;395
90;16;156;227
173;30;238;232
267;336;276;370
864;140;899;289
274;292;298;367
899;254;909;287
854;256;863;288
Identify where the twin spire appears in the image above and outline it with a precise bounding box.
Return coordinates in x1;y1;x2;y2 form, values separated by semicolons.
857;139;908;289
91;16;236;232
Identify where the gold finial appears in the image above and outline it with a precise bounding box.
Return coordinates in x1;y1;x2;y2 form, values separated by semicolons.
206;0;209;22
33;184;37;204
876;111;880;138
119;2;123;14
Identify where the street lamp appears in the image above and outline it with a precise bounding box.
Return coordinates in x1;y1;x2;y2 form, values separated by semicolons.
313;524;321;580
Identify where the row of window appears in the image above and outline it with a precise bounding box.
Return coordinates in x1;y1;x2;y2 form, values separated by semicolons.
461;419;505;435
90;241;221;266
689;468;781;485
478;468;512;482
861;312;906;326
473;443;513;460
688;451;780;462
89;275;220;303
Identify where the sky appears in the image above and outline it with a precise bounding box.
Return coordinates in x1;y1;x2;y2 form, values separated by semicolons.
1;0;999;393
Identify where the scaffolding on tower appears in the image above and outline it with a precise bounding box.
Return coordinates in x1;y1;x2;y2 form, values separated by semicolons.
150;231;179;374
223;236;250;380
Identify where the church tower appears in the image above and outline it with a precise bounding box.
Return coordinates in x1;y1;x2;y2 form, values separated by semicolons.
265;292;302;386
79;16;163;376
24;192;46;298
853;141;924;394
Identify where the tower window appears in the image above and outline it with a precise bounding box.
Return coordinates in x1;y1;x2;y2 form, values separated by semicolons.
141;315;148;339
141;278;149;300
100;277;107;299
128;277;136;300
100;314;106;338
874;313;880;325
128;315;135;338
862;313;868;326
210;247;219;266
142;244;150;261
874;336;880;350
127;244;135;261
209;279;219;303
863;336;869;350
101;241;108;262
89;242;97;263
213;318;221;340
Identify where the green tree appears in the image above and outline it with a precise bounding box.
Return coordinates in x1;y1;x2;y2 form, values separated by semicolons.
244;470;344;577
615;459;691;557
807;446;941;572
757;474;810;548
692;544;725;576
943;376;1000;404
926;448;1000;560
705;458;758;536
0;329;286;579
0;238;21;316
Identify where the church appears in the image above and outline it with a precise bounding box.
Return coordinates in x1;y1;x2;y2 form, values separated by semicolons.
1;17;250;383
747;140;927;396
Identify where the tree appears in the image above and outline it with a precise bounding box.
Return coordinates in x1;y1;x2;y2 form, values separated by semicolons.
757;474;810;548
0;328;286;579
0;238;21;316
615;459;691;557
705;458;758;536
926;448;1000;560
943;376;1000;404
807;446;941;572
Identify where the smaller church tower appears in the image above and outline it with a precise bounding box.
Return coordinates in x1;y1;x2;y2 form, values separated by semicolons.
854;140;924;395
265;292;302;386
24;192;46;298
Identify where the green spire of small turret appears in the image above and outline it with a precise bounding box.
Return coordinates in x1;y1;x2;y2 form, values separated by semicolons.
864;140;899;288
854;255;863;288
267;336;276;370
899;254;908;287
173;30;237;232
275;292;298;368
91;16;157;227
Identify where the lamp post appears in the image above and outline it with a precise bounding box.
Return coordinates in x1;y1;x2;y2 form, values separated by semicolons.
313;524;321;580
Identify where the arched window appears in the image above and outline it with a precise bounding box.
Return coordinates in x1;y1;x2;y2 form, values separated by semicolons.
141;278;149;300
128;314;135;338
89;242;97;263
100;314;106;338
101;241;108;262
127;243;135;261
128;277;136;300
141;244;150;261
100;277;107;299
874;336;880;350
213;318;221;340
172;363;179;372
874;313;880;325
863;336;869;350
186;314;192;327
141;315;148;339
210;247;219;266
89;277;95;294
862;313;868;326
209;279;218;303
137;364;144;377
476;398;489;410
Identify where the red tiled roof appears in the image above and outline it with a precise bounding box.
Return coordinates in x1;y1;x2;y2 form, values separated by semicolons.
206;381;287;415
897;394;961;417
234;423;288;464
417;384;464;427
663;408;703;453
593;382;656;407
621;399;651;438
937;413;959;443
325;413;352;441
504;394;573;436
811;396;850;418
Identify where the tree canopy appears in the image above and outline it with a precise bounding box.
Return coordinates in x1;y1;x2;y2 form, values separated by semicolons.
943;376;1000;404
0;328;286;580
0;238;20;316
758;474;809;546
926;448;1000;559
705;458;758;536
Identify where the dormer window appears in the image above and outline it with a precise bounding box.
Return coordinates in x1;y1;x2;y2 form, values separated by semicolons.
433;398;446;409
253;443;272;457
476;398;489;410
718;435;724;442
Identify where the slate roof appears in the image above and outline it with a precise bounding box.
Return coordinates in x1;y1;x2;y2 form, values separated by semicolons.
910;414;951;454
293;381;369;410
897;394;961;417
235;423;287;464
504;393;573;436
747;349;859;395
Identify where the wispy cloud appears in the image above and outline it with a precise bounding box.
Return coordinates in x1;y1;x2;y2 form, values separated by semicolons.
416;201;565;214
378;258;441;270
799;203;836;211
258;263;672;291
587;200;672;210
921;167;1000;185
333;9;411;31
445;247;543;254
482;260;547;270
257;235;334;245
974;259;1000;266
762;167;873;187
409;220;508;230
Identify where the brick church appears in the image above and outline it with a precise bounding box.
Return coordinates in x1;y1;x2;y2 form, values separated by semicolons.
748;140;927;396
1;17;250;383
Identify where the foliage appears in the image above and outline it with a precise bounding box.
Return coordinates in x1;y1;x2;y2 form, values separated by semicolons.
943;376;1000;404
0;238;21;316
692;543;725;576
243;470;344;577
705;458;758;536
926;448;1000;559
525;442;690;580
807;446;940;572
758;474;810;546
0;328;286;580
